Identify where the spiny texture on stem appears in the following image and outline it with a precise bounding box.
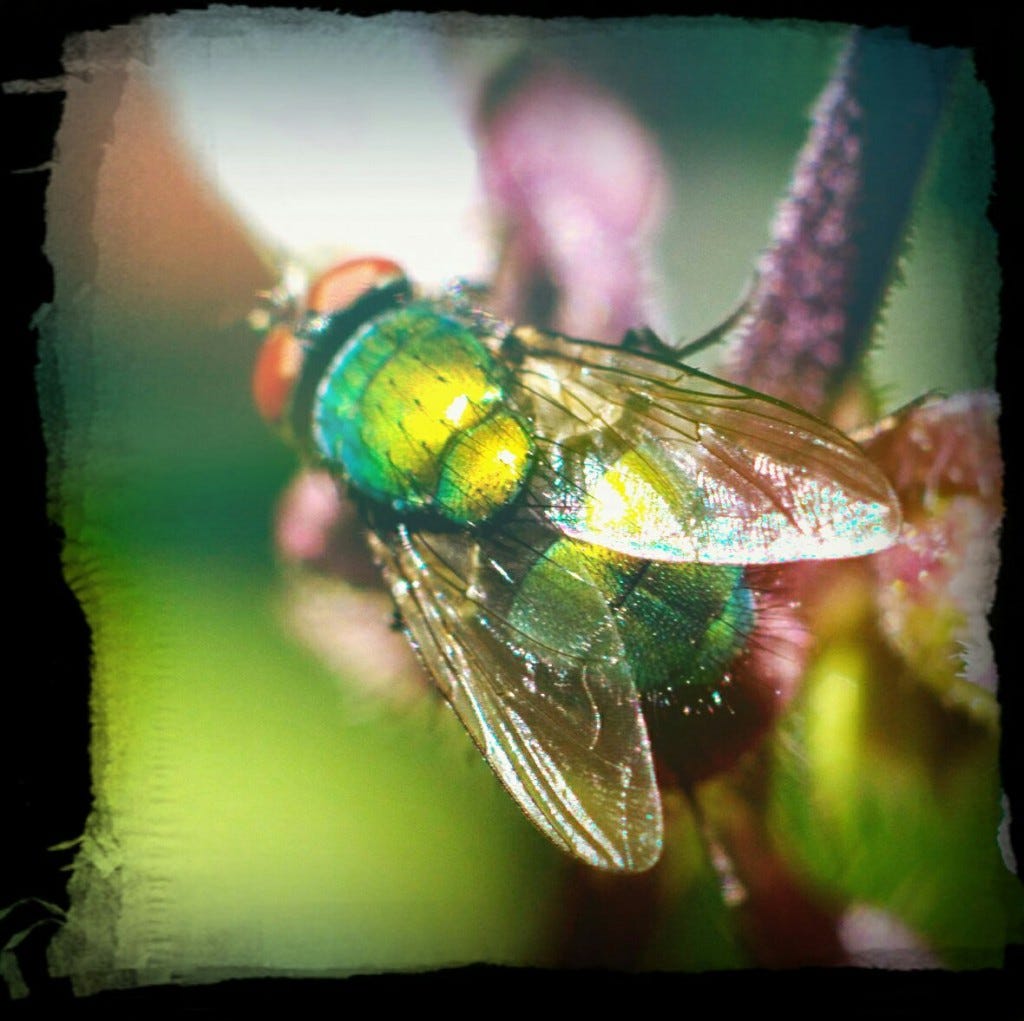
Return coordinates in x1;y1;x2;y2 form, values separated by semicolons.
728;30;962;416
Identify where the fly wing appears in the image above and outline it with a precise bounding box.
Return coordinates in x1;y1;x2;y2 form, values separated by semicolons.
508;327;901;565
367;520;663;873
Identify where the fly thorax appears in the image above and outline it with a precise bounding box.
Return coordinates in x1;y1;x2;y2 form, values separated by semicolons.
312;305;534;525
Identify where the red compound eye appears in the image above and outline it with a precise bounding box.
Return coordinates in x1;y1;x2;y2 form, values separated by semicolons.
305;256;405;317
253;323;303;426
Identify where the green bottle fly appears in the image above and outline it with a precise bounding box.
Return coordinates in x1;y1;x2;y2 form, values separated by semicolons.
253;256;900;873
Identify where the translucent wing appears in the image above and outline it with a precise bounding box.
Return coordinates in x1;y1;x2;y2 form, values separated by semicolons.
507;326;901;565
367;519;663;873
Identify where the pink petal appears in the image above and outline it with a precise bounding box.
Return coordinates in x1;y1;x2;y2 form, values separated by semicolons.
864;393;1003;700
478;63;667;341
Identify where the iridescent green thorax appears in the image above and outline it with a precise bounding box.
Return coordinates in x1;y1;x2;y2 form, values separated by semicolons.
510;538;753;697
312;304;534;524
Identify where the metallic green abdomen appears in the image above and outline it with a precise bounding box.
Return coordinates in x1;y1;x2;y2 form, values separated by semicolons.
510;538;753;697
313;305;534;524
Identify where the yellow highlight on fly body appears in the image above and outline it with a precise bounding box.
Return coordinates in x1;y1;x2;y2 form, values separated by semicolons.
357;346;497;494
583;448;697;544
437;409;534;522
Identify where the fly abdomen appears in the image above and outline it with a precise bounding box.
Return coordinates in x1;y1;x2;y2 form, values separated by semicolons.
508;536;753;694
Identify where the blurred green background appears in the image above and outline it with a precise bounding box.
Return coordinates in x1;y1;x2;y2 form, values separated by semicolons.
39;14;1009;989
